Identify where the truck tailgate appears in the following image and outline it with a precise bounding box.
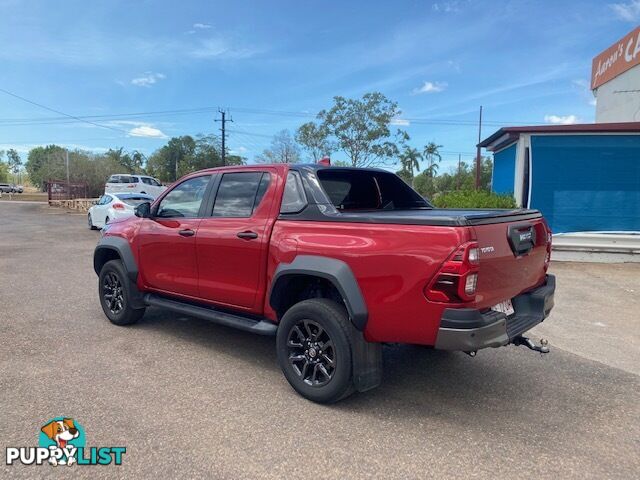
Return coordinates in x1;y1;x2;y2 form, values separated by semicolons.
472;217;550;309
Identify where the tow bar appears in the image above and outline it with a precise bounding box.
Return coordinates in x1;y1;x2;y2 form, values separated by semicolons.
513;335;550;354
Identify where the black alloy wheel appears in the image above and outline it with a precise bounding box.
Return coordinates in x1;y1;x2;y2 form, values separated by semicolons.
102;271;124;315
276;299;355;403
286;319;336;387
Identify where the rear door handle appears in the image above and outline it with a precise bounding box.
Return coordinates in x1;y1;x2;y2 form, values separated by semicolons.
237;231;258;240
179;229;195;237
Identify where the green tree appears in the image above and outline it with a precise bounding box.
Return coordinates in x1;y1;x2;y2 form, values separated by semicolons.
0;161;8;183
423;142;442;177
256;130;301;163
25;145;67;190
399;147;422;187
146;134;235;182
6;149;22;181
295;122;333;162
146;136;197;182
106;148;145;174
413;171;437;199
318;92;402;168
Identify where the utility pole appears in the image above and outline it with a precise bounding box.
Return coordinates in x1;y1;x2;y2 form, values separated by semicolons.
216;108;233;166
457;154;461;190
475;105;483;190
65;149;70;186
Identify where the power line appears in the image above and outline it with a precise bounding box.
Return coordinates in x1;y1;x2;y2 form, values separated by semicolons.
0;87;129;134
0;100;544;128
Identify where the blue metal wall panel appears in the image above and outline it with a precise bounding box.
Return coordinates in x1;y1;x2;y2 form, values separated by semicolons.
530;135;640;233
492;144;516;194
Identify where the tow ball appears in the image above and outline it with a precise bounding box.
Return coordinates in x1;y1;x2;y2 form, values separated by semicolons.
513;336;550;354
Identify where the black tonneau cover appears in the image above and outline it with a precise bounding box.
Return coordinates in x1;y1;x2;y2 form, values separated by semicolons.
285;207;542;227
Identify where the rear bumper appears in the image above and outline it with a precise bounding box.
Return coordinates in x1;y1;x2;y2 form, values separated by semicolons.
434;274;555;351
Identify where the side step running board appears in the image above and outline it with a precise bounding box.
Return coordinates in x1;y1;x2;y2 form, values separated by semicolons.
143;294;278;336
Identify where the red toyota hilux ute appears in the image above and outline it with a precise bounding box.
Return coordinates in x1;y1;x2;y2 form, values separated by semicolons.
94;163;555;403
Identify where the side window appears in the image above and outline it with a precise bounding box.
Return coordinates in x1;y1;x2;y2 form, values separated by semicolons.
141;177;152;185
151;178;161;187
212;172;270;218
107;175;119;184
156;175;211;218
280;171;307;213
131;176;140;183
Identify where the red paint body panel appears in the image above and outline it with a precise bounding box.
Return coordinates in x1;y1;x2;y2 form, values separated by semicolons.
267;221;472;344
137;217;202;297
471;220;548;309
102;164;550;347
196;167;283;313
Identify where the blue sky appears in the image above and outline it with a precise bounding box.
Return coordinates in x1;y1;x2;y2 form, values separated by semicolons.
1;0;639;171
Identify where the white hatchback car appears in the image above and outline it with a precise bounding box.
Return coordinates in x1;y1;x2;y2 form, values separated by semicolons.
105;174;166;198
88;193;154;229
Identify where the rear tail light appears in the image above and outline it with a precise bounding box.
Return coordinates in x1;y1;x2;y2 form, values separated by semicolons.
464;273;478;296
544;222;552;272
112;203;125;210
425;241;480;303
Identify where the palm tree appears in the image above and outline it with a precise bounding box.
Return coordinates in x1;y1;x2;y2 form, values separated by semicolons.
399;147;422;187
423;142;442;177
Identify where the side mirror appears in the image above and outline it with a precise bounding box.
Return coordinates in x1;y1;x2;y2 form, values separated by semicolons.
135;202;152;218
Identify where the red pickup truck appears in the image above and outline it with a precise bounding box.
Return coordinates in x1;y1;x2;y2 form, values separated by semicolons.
94;163;555;403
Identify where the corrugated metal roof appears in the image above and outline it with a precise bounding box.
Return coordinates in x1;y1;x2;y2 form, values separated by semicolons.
479;122;640;150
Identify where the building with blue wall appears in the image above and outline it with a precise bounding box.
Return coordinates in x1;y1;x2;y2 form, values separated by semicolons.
479;123;640;233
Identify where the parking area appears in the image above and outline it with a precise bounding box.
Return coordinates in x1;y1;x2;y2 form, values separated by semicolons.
1;201;639;479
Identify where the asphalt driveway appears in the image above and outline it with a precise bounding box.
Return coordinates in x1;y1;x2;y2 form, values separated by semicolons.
1;202;638;479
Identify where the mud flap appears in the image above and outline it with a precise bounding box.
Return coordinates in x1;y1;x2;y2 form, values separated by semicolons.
349;324;383;392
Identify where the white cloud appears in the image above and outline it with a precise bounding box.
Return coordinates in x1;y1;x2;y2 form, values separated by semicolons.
609;1;640;21
131;72;166;87
572;79;598;107
412;81;448;94
432;1;468;13
190;38;258;59
230;146;248;155
390;117;411;126
544;114;579;125
128;125;167;138
193;23;212;29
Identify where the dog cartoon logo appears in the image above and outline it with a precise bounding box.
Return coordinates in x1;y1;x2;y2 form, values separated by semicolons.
6;417;126;467
39;418;84;466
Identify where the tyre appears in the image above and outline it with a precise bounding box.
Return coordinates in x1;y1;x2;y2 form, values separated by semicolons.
277;299;355;403
98;259;145;326
88;213;97;230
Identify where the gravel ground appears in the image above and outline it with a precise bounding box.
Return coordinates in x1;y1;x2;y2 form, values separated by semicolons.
1;202;638;479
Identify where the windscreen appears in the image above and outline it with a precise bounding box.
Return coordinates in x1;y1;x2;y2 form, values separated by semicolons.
317;169;431;211
118;196;151;206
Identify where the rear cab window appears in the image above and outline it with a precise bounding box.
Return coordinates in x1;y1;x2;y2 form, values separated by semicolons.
280;171;307;213
316;169;430;211
212;172;271;218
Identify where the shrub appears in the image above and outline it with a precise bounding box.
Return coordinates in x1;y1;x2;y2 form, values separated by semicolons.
431;190;517;209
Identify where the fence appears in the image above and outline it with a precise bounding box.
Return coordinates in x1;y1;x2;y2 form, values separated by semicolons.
46;179;88;202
